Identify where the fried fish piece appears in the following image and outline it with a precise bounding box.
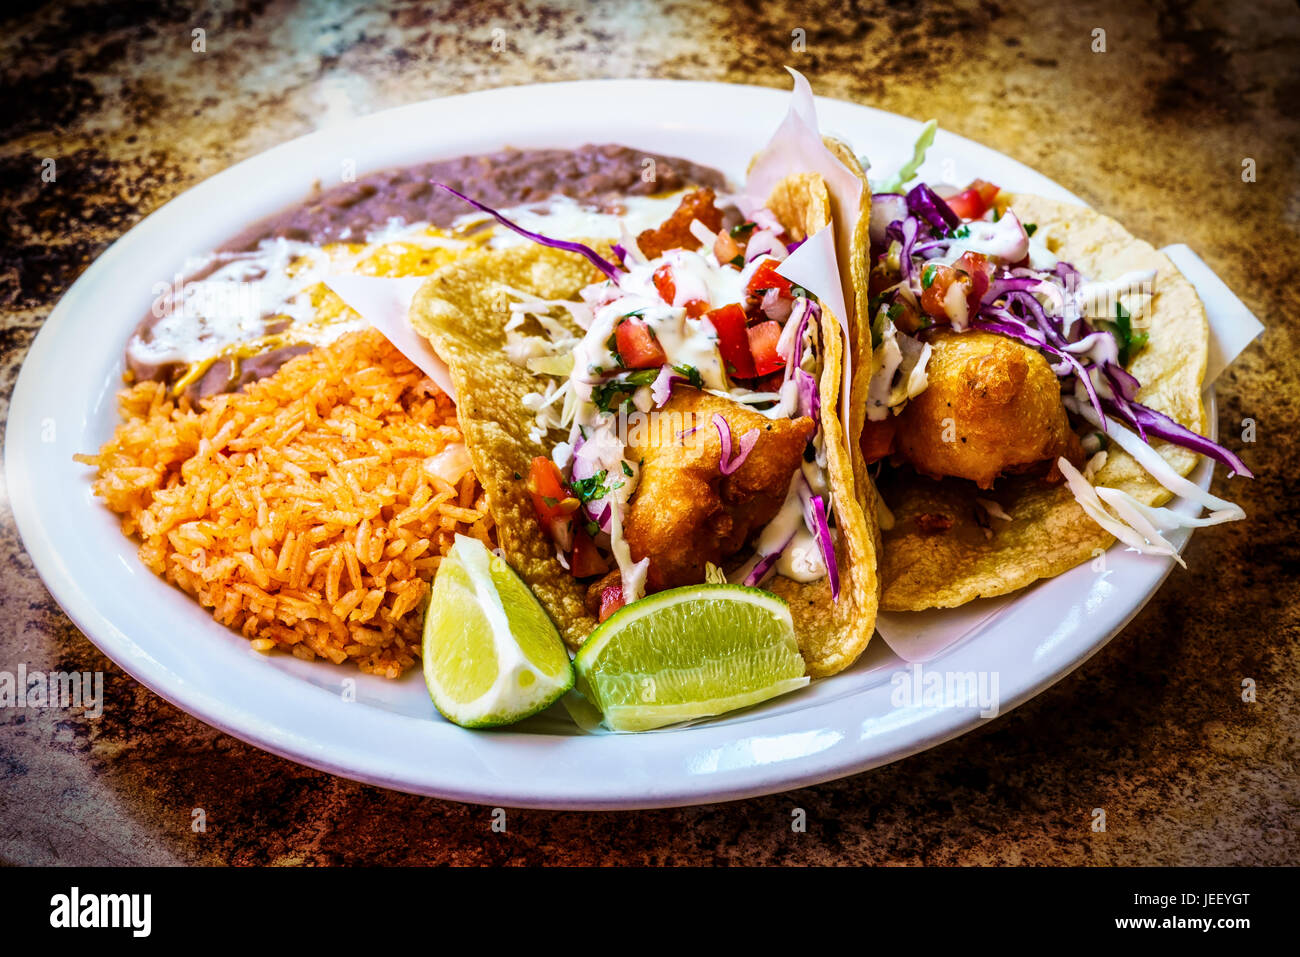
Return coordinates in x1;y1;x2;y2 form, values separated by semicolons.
621;390;815;590
895;329;1083;489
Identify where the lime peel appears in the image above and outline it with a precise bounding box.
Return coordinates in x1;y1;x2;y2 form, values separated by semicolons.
574;584;808;732
422;535;573;728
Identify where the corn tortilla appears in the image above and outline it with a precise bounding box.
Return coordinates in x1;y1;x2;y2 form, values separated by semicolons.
411;177;881;676
874;193;1210;610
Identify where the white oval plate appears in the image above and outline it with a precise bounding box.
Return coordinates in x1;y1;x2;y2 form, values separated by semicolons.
6;80;1213;808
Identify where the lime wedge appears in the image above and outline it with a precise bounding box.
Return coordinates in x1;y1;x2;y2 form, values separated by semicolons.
422;535;573;728
574;584;808;732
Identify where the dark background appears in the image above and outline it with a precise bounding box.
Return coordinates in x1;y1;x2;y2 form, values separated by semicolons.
1;0;1295;864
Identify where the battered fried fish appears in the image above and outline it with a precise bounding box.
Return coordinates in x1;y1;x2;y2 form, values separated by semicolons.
620;390;815;591
895;329;1083;489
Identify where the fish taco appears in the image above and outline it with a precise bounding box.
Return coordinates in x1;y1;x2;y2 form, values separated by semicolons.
410;174;880;677
844;140;1249;611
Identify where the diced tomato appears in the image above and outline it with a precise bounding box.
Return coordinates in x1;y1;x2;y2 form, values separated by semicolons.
747;320;785;377
526;456;576;546
652;263;676;304
746;259;793;299
953;250;993;314
615;319;667;369
945;188;986;222
705;303;757;380
971;179;1001;208
919;263;972;324
652;263;708;316
569;526;608;579
527;457;567;523
945;179;1001;221
598;584;625;622
860;416;897;465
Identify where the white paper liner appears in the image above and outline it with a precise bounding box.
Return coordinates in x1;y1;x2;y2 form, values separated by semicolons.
324;273;456;399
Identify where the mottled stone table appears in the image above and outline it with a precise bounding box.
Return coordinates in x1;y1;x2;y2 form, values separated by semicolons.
1;0;1295;865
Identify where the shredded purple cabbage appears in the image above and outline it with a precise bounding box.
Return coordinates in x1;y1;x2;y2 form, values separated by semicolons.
982;276;1042;305
803;491;839;600
782;299;816;383
743;539;791;588
1119;400;1254;477
870;193;909;247
897;216;919;284
905;183;959;233
432;182;624;281
969;262;1249;474
714;413;759;476
794;368;820;424
1105;363;1141;402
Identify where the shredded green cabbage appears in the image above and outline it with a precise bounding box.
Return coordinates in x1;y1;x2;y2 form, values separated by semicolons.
871;119;938;194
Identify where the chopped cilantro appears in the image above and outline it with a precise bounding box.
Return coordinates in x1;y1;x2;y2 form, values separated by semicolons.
542;495;558;508
570;470;623;504
921;264;937;289
728;254;745;268
730;222;756;238
621;461;634;477
887;302;904;322
1025;222;1038;237
1098;302;1149;366
591;369;659;412
512;471;522;481
671;363;703;389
